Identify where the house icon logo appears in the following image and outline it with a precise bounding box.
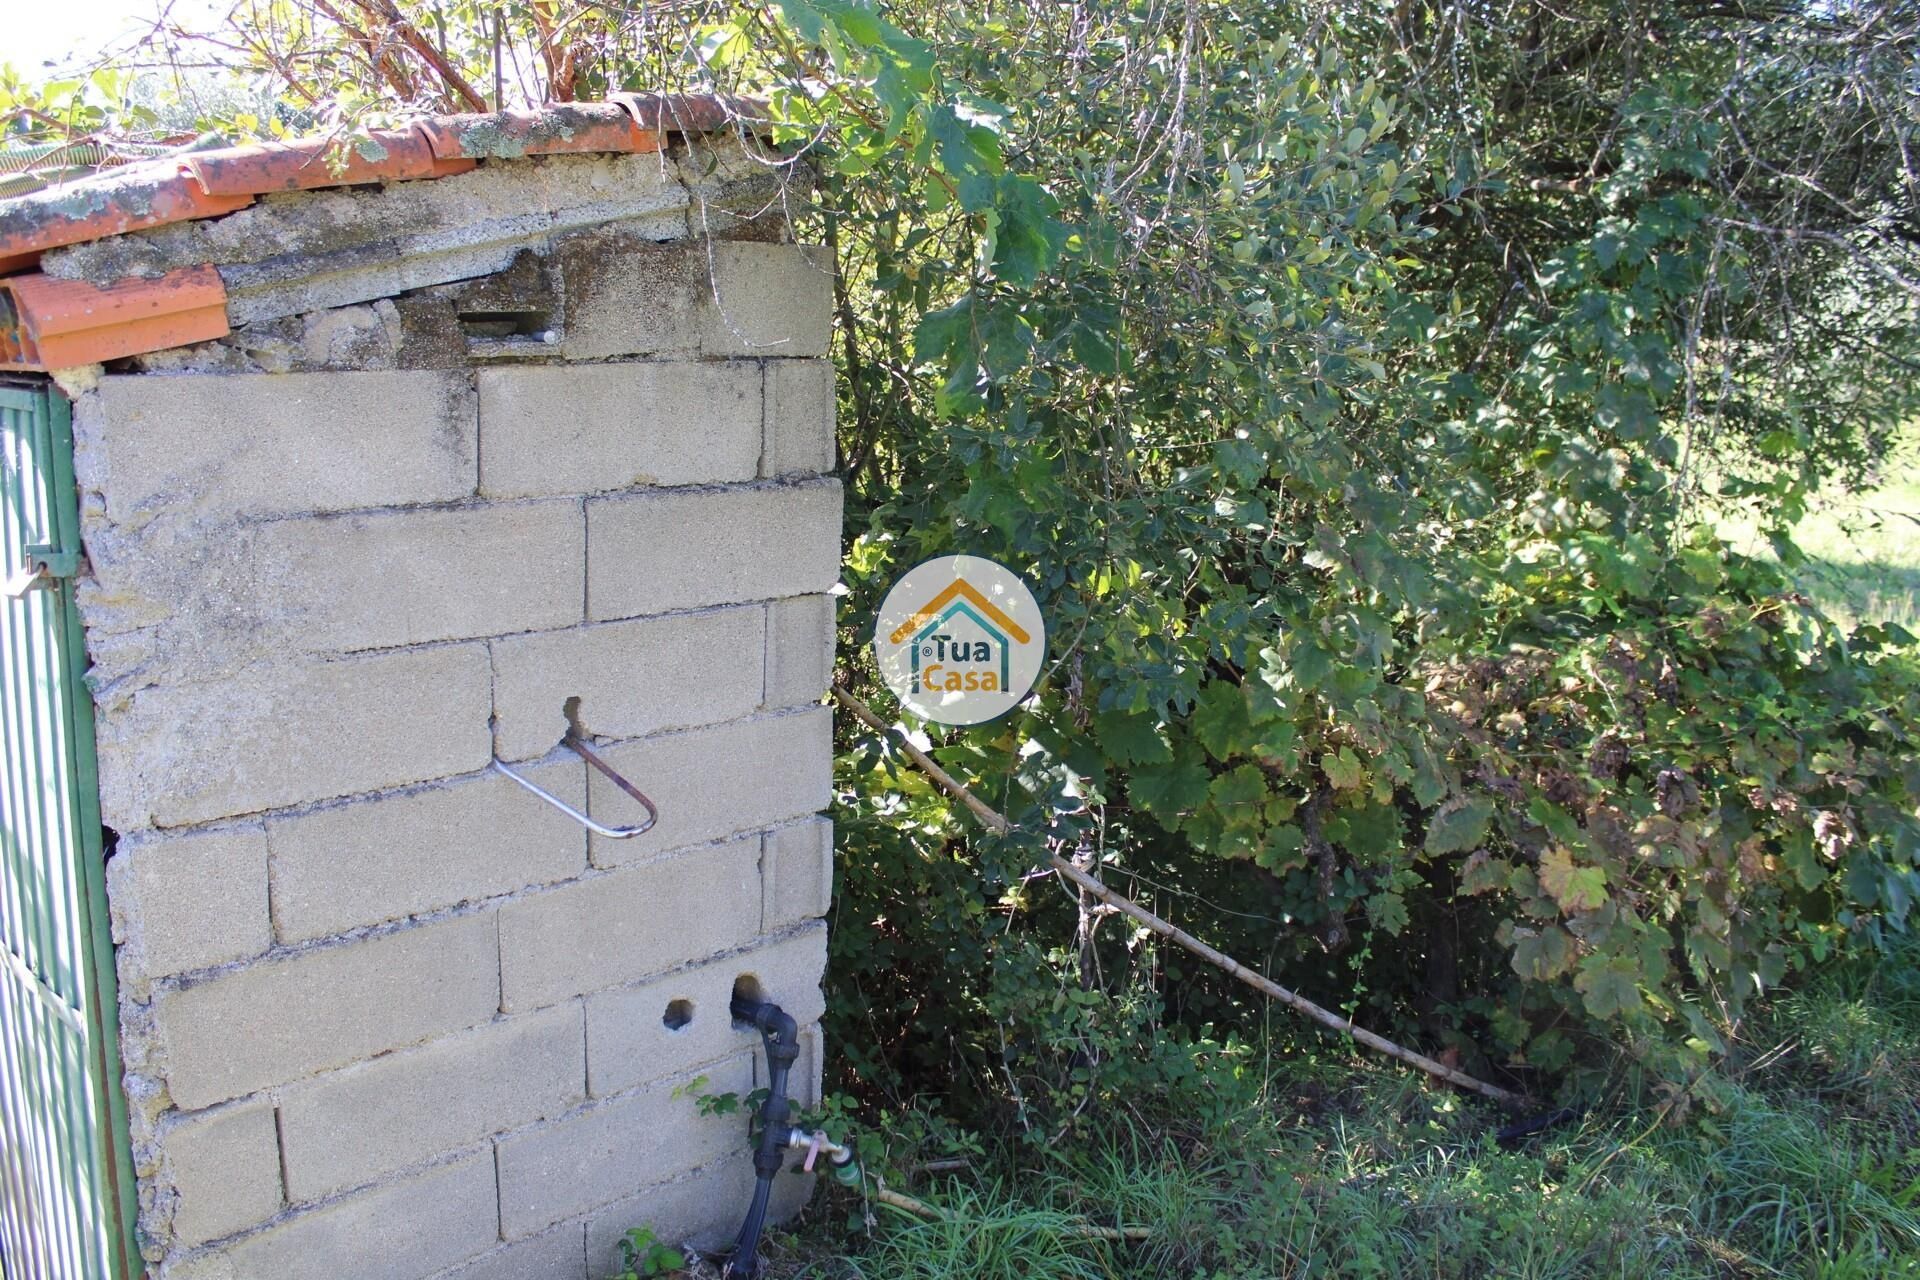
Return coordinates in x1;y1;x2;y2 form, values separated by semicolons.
874;556;1045;725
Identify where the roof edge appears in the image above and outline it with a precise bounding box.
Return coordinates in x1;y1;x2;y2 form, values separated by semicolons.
0;95;768;278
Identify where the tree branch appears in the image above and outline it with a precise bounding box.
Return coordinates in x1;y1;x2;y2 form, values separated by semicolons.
344;0;487;111
832;686;1530;1110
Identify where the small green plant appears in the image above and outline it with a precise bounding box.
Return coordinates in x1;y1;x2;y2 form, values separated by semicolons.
613;1226;684;1279
668;1074;745;1119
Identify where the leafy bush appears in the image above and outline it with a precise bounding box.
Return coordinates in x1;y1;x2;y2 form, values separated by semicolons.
24;0;1920;1105
806;0;1920;1106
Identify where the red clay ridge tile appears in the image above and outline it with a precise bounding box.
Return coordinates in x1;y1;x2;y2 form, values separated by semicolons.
180;128;461;195
413;103;662;161
0;265;228;371
612;92;767;133
0;164;254;271
0;97;755;275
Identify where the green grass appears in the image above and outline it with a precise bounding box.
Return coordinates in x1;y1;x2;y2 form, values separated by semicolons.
753;940;1920;1280
1723;426;1920;630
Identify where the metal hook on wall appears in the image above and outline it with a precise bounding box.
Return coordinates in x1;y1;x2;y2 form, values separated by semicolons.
492;735;659;839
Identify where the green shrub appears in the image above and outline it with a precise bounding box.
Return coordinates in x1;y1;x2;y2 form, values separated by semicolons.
810;0;1920;1110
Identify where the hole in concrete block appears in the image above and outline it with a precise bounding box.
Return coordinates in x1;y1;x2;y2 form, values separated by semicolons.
731;974;765;1026
456;308;553;340
561;695;587;745
662;998;694;1031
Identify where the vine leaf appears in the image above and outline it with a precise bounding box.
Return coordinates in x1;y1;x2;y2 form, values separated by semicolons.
1130;750;1209;821
1539;845;1610;913
1459;850;1509;895
1367;890;1409;936
1193;680;1257;760
1575;955;1643;1019
1091;708;1171;765
1511;925;1577;980
1322;747;1364;790
1257;824;1307;873
1425;796;1493;854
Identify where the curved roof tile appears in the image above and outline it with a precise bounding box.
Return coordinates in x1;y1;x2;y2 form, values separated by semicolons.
180;128;461;196
0;95;761;370
0;266;227;370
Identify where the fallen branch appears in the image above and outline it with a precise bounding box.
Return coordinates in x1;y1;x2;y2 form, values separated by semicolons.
870;1182;1151;1241
832;686;1529;1110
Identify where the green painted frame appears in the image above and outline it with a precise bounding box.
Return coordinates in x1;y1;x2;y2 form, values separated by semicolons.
0;382;141;1280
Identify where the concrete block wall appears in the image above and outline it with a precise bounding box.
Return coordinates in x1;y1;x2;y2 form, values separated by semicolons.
69;235;839;1280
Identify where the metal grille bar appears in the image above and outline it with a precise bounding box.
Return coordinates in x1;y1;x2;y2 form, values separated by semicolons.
0;383;139;1280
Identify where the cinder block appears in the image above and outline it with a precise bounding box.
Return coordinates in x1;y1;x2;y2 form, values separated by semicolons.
170;1154;498;1280
106;824;270;986
791;1024;824;1111
494;1054;752;1239
91;372;476;523
479;363;762;498
552;234;705;361
584;708;832;869
154;912;500;1110
585;922;827;1098
268;760;587;944
491;609;764;763
703;244;833;358
85;501;585;697
245;501;584;653
161;1098;283;1246
76;500;580;692
279;1004;584;1203
761;360;835;477
96;645;493;831
762;819;833;933
498;839;761;1013
557;240;830;363
763;596;834;711
769;1104;819;1224
585;480;841;620
426;1225;585;1280
583;1158;756;1271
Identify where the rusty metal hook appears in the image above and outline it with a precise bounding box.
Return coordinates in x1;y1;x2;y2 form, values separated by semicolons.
492;735;659;839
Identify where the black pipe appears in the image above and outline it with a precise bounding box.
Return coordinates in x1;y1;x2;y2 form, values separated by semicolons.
721;995;800;1280
1494;1106;1583;1148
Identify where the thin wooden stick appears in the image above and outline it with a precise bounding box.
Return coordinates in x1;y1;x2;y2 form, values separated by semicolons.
833;687;1529;1110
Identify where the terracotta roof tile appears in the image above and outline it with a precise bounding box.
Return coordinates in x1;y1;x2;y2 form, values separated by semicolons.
0;164;254;272
180;128;459;196
0;265;228;370
612;92;763;133
0;95;761;370
0;96;754;276
413;102;661;160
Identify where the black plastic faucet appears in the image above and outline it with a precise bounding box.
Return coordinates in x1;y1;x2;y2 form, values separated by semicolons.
720;996;801;1280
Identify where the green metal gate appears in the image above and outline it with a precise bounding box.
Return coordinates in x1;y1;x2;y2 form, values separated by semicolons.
0;384;139;1280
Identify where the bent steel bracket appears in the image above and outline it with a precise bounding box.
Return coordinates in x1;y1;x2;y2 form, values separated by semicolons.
492;734;659;839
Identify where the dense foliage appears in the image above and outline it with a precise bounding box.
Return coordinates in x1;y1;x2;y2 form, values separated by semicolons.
10;0;1920;1109
805;0;1920;1106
